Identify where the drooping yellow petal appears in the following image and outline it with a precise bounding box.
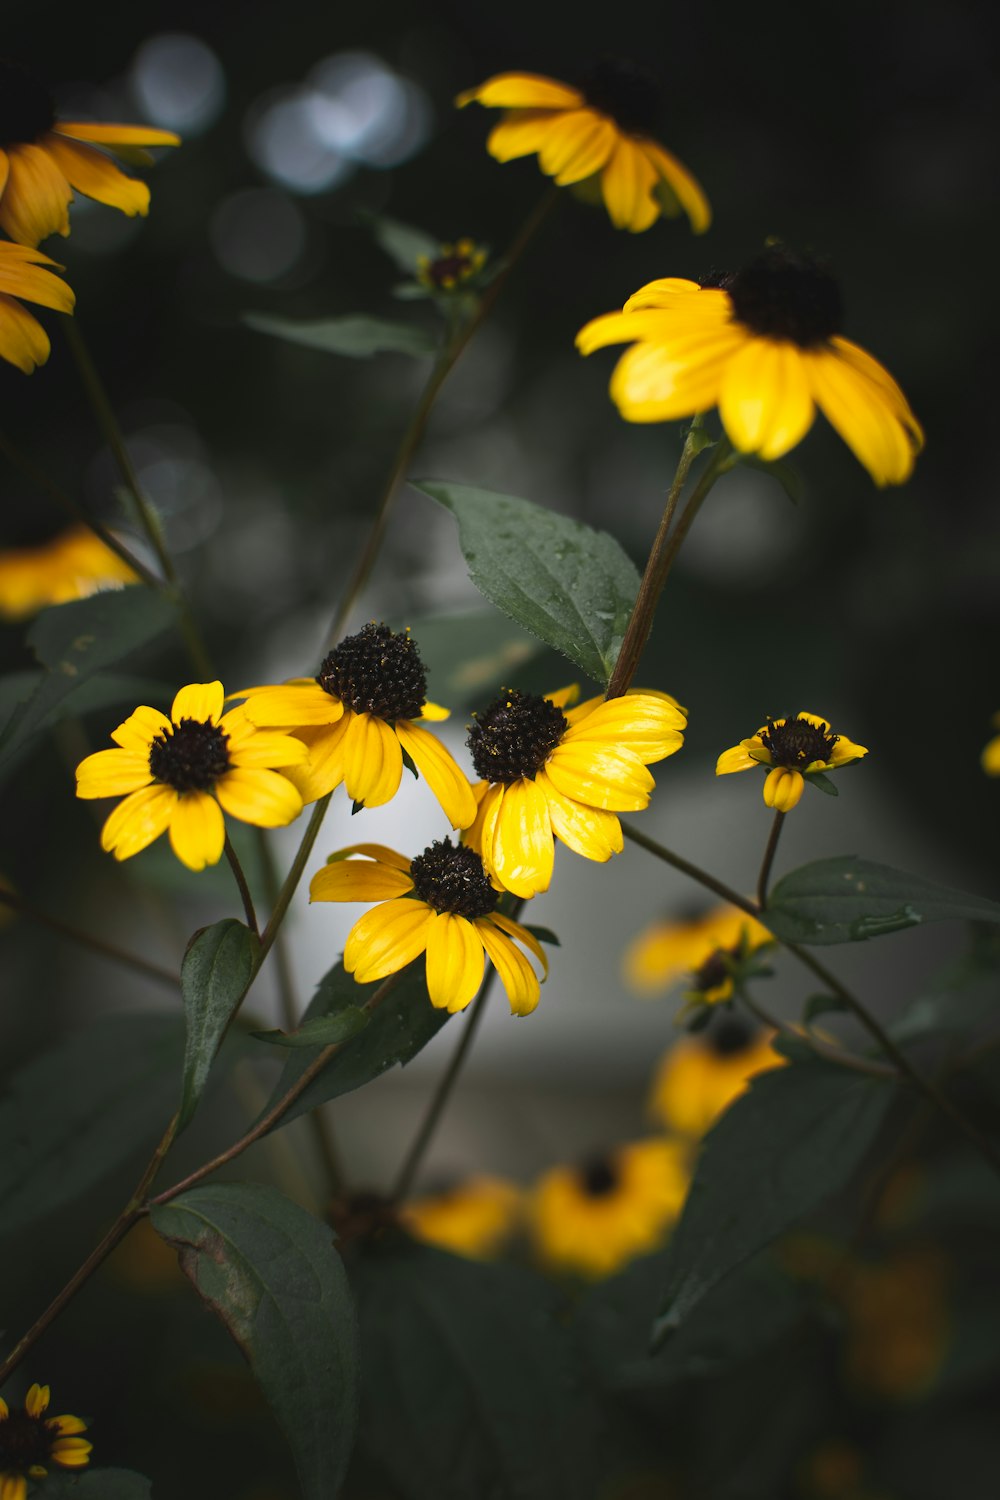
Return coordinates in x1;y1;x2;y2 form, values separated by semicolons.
0;143;71;244
485;111;564;163
47;1415;88;1436
168;790;225;870
100;783;177;860
600;136;660;232
395;719;477;829
562;694;686;759
53;121;181;148
458;73;585;110
425;911;485;1012
341;712;403;807
0;248;75;312
478;921;541;1016
75;747;152;798
282;715;352;802
545;742;654;812
49;1438;93;1466
715;744;759;776
640;139;712;234
763;766;805;811
1;1473;28;1500
487;778;554;899
25;1384;50;1417
536;769;623;862
171;680;224;725
310;860;414;904
805;346;919;487
830;336;922;436
42;135;151;217
238;680;343;727
215;767;303;827
0;292;52;373
489;910;549;978
344;899;433;983
575;308;676;356
622;277;705;313
538;109;615;183
110;703;172;751
828;734;868;766
609;321;749;423
718;338;816;460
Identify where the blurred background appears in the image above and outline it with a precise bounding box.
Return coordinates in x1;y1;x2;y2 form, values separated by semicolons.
2;1;999;1495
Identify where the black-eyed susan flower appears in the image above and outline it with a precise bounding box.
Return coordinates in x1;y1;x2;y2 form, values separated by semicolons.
75;681;307;870
0;239;74;373
309;839;547;1015
416;238;488;293
399;1175;524;1260
237;623;477;828
0;60;179;246
530;1138;691;1279
648;1016;785;1139
0;1382;91;1500
0;525;137;620
464;686;686;899
456;62;710;235
981;714;1000;775
623;903;771;1000
577;246;924;486
717;710;867;813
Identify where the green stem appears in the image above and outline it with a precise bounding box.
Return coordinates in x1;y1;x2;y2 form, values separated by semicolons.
258;793;332;964
0;884;178;988
606;434;734;699
757;809;786;909
737;986;893;1079
224;835;259;935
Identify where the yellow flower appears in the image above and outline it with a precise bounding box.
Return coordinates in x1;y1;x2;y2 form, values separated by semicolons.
577;247;924;486
0;525;137;619
1;1382;92;1500
717;710;867;813
981;713;1000;775
309;839;548;1016
237;623;476;828
648;1018;785;1139
0;240;74;373
416;238;488;292
400;1176;524;1260
624;903;771;1000
456;64;710;235
75;680;307;870
464;686;686;899
0;59;179;246
530;1138;691;1279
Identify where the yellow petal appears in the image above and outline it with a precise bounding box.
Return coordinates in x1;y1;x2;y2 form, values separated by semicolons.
310;860;414;903
171;680;224;725
425;912;486;1011
718;338;816;460
283;716;352;802
75;748;152;798
110;703;171;751
544;742;654;812
418;700;451;722
239;681;342;727
396;720;477;829
609;320;749;423
538;109;615;184
54;121;181;148
485;111;564;163
830;336;922;436
215;767;303;827
326;842;412;870
226;725;309;768
622;277;705;313
47;1415;88;1436
458;73;584;109
828;735;868;766
806;346;921;487
25;1383;50;1417
640;139;712;234
489;778;554;899
41;135;150;217
339;712;402;807
600;136;662;231
536;770;623;862
982;736;1000;776
0;251;74;312
716;745;758;775
100;784;177;859
575;308;674;356
1;1473;28;1500
490;910;549;979
0;143;71;245
478;921;541;1016
168;790;225;870
344;899;433;982
0;292;52;373
562;695;686;760
763;766;804;811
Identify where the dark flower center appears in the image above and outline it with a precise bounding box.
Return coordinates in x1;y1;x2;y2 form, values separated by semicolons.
425;252;475;289
318;623;427;722
759;715;837;769
0;61;56;147
0;1407;56;1470
409;838;499;919
719;248;844;348
692;947;734;994
579;1154;619;1197
579;59;659;136
148;718;231;791
709;1016;755;1057
467;689;568;782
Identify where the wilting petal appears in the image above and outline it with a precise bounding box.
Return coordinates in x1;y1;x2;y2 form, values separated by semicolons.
490;910;549;978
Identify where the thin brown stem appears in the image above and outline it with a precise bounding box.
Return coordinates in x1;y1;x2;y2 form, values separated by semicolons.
757;810;786;909
0;884;178;988
737;987;894;1079
224;835;259;935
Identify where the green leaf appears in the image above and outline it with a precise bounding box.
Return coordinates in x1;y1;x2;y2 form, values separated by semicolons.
364;211;440;271
525;924;561;947
765;856;1000;945
806;770;838;796
253;1008;370;1048
653;1060;898;1341
0;1014;183;1235
151;1183;358;1500
260;960;448;1131
0;589;176;774
244;311;436;358
178;918;260;1130
40;1469;153;1498
415;482;641;686
803;992;847;1023
737;453;804;504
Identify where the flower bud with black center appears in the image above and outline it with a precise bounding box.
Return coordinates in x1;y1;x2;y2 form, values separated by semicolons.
717;711;868;813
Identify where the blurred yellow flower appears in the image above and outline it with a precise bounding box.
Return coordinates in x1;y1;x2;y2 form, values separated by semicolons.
717;711;867;812
840;1249;950;1400
530;1138;691;1279
0;525;137;620
981;713;1000;775
457;64;709;234
649;1018;785;1139
400;1176;524;1260
1;1382;91;1500
577;247;923;486
624;903;771;1000
416;238;487;292
0;240;74;373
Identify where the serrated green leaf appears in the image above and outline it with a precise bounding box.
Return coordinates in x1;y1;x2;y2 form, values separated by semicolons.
151;1183;358;1500
653;1061;898;1341
178;919;260;1130
0;1014;183;1235
260;960;448;1132
40;1469;153;1498
0;590;176;774
244;311;436;358
253;1007;369;1048
765;856;1000;945
416;482;641;685
364;211;440;271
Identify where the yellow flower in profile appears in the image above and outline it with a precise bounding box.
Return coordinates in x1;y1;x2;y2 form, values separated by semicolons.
577;247;924;486
624;903;771;1000
464;686;686;899
530;1138;691;1279
309;840;547;1016
75;681;307;870
456;63;710;235
400;1176;524;1260
0;525;138;620
717;710;867;813
238;623;476;827
0;1382;92;1500
0;240;74;373
0;59;179;246
981;714;1000;775
649;1017;785;1139
416;238;488;292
